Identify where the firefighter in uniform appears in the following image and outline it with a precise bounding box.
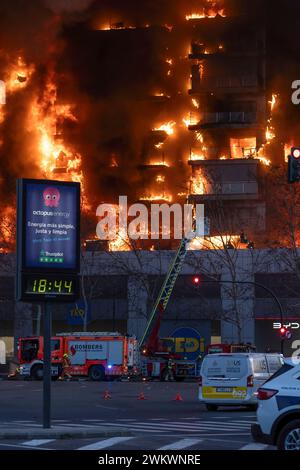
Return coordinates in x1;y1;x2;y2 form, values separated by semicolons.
59;353;72;380
164;357;175;381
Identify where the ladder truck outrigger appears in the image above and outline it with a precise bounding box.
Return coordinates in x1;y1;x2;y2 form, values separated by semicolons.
139;224;202;380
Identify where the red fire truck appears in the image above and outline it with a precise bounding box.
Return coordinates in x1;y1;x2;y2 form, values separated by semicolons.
18;332;140;380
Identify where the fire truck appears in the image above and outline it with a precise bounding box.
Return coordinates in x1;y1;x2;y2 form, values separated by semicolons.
18;332;140;380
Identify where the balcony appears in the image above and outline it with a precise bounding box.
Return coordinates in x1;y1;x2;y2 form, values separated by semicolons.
189;42;263;59
221;181;258;194
189;158;260;200
190;76;259;94
189;111;257;130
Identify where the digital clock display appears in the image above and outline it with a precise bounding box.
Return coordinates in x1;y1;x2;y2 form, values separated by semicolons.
21;273;79;301
29;279;74;294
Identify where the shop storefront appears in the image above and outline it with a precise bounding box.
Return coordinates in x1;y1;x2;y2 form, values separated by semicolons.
255;318;300;357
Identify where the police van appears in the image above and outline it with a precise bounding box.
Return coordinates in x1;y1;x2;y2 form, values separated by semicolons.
198;353;284;410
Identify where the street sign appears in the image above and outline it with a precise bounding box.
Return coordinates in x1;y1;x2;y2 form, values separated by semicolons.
16;179;80;302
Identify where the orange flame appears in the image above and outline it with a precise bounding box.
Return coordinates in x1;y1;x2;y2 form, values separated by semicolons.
156;175;165;183
140;194;172;202
149;161;169;167
268;93;278;111
109;228;131;251
28;71;87;205
190;151;205;161
153;121;176;136
5;56;35;93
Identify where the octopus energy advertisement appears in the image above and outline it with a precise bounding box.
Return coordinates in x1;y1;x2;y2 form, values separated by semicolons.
16;179;80;302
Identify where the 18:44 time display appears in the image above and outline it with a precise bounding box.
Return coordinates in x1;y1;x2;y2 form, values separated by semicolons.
22;273;79;301
32;278;73;294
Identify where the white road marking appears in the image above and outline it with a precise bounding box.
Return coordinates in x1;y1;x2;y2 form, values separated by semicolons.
149;418;167;421
96;422;251;433
53;423;99;428
158;438;202;450
0;443;50;450
119;421;250;429
240;443;270;450
22;439;55;447
160;420;251;428
77;437;134;450
9;420;36;423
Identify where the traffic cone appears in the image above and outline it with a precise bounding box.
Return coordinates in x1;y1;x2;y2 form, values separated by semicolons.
138;391;146;400
174;393;183;401
103;390;112;400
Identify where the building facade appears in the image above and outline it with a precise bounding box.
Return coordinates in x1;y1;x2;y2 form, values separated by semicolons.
1;249;300;364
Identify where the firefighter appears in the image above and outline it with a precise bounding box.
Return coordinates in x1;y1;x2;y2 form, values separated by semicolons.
164;357;175;381
59;353;72;380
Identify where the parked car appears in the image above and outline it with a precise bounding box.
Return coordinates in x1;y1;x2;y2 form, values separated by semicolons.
251;358;300;450
198;352;284;411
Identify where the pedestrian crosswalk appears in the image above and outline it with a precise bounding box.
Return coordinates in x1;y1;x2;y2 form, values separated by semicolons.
0;416;256;435
0;436;273;451
77;437;134;451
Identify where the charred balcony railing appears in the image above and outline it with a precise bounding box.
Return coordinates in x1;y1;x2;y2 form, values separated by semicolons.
190;76;258;92
200;111;257;125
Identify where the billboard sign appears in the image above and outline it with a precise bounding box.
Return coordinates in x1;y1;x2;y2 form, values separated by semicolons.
161;327;205;361
16;178;80;302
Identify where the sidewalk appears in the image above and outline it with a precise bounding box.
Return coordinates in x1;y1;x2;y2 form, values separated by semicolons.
0;425;132;440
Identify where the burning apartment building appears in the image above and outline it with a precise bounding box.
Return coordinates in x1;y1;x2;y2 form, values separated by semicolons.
1;0;300;365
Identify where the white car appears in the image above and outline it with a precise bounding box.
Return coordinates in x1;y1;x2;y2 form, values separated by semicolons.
251;359;300;450
198;353;283;410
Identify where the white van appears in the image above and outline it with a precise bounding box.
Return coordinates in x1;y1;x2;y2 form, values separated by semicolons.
198;353;284;411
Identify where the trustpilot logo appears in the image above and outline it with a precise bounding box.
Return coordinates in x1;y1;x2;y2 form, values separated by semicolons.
96;196;205;242
0;80;6;105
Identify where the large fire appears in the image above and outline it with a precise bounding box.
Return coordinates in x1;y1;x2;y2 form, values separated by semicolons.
27;71;86;203
140;194;173;202
0;5;293;255
186;9;226;20
190;151;205;161
153;121;176;136
149;161;170;167
5;56;35;93
109;227;131;251
191;172;206;195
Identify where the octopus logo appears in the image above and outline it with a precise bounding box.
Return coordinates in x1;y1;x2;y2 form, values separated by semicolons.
43;187;61;207
70;345;76;356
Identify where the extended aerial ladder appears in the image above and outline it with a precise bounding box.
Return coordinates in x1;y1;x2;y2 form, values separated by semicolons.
139;236;191;356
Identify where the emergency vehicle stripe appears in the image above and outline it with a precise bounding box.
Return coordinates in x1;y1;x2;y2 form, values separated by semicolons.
77;437;134;450
22;439;56;446
158;439;202;450
240;443;270;450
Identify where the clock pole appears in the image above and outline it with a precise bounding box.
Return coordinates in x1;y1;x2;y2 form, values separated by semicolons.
43;301;52;428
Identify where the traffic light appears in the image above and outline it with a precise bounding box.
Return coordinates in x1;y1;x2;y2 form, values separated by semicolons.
288;147;300;183
193;276;200;284
279;326;287;339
